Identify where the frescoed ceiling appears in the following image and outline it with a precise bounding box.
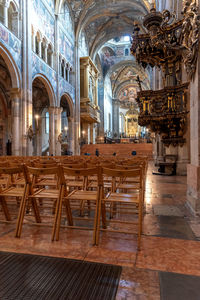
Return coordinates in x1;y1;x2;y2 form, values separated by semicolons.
57;0;151;57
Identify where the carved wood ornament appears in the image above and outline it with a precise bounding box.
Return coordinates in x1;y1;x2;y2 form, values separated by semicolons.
130;1;200;146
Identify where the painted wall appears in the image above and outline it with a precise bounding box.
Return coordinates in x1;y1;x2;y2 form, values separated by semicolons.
78;30;89;57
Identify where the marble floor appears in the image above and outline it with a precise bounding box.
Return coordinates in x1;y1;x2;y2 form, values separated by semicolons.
1;163;200;299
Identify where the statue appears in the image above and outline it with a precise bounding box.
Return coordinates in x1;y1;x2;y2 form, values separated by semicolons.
27;125;34;141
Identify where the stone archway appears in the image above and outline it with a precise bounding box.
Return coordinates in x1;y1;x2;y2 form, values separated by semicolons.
0;46;21;155
60;93;74;155
32;77;54;156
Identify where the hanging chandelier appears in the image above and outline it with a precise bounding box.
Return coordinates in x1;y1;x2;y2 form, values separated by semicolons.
131;0;200;146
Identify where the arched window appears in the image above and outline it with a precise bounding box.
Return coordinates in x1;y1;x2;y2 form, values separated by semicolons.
8;2;19;37
47;44;53;67
45;112;49;134
35;36;39;55
125;48;129;56
61;60;65;78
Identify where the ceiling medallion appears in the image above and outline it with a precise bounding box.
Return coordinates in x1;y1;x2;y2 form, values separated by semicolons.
131;0;200;147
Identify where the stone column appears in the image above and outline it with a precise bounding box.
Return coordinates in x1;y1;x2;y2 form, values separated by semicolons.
32;31;36;52
49;106;55;155
55;107;63;156
35;116;42;156
10;89;21;155
84;63;89;98
2;0;9;27
82;123;89;145
74;40;80;154
68;116;74;154
187;54;200;212
112;99;120;138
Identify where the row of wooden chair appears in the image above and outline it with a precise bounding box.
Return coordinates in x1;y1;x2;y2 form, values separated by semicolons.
0;157;147;250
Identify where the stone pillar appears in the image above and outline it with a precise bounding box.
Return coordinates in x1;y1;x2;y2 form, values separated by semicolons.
35;116;42;156
2;0;9;27
11;89;21;155
32;31;36;52
187;2;200;212
74;40;80;155
112;99;120;138
84;63;89;98
90;123;95;144
49;107;55;155
68;117;74;154
55;107;62;156
82;123;89;144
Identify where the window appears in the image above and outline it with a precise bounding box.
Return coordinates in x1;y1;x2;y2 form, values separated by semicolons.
124;36;130;42
125;48;129;56
35;36;39;55
108;113;111;132
45;112;49;134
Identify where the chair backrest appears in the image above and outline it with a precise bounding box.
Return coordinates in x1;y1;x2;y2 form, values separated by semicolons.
60;166;100;189
0;165;24;190
101;167;143;192
23;165;61;193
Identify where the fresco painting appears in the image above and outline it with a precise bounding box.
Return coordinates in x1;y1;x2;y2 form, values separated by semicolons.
31;0;54;43
60;2;74;41
59;76;75;102
59;28;74;64
32;53;57;94
44;0;54;10
0;24;22;70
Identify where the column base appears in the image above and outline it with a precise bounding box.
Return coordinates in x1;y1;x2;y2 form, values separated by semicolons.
187;164;200;215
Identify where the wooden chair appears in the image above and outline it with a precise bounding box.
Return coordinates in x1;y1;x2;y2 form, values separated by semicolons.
54;166;101;245
97;167;144;250
0;165;27;222
15;165;73;240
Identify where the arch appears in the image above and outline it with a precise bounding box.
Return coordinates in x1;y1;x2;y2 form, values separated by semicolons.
32;74;56;107
75;0;149;45
60;92;74;118
0;43;21;89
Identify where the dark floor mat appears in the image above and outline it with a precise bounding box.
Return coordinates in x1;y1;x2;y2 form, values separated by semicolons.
0;251;122;300
156;216;196;240
160;271;200;300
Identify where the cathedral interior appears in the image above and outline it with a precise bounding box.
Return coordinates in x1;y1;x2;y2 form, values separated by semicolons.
0;0;200;299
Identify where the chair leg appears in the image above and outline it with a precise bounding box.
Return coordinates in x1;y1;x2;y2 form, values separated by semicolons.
31;198;41;223
15;185;29;238
0;196;11;221
94;187;102;246
65;198;73;226
137;199;143;251
54;186;65;241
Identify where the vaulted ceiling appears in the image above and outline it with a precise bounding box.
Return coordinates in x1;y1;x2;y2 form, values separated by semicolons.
56;0;151;58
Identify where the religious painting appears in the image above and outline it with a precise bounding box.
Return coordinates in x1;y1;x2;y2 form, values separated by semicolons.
31;0;55;43
0;25;8;44
32;53;57;94
44;0;54;10
119;86;137;103
59;77;75;102
101;47;115;77
9;32;22;70
60;2;74;41
59;28;74;64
